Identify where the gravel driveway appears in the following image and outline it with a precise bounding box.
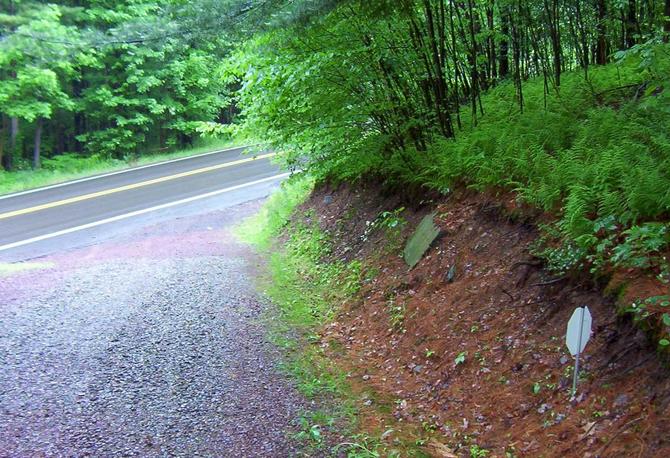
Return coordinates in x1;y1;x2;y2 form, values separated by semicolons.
0;199;304;457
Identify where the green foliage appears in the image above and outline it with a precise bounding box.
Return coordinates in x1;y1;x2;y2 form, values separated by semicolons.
237;177;376;454
470;445;490;458
454;352;467;366
623;295;670;347
41;153;110;173
386;295;407;332
0;0;237;171
230;2;670;280
362;208;407;248
235;174;315;249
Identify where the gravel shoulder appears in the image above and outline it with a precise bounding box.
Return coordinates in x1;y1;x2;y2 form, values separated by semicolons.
0;199;304;457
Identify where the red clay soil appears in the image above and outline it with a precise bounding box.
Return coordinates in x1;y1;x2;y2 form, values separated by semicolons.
302;183;670;458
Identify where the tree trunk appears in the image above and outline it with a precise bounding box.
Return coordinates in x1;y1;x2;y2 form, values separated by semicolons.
6;117;19;171
544;0;562;87
72;77;85;153
499;8;510;78
626;0;637;48
33;118;42;170
0;115;5;170
596;0;608;64
575;1;589;69
486;2;497;82
664;0;670;43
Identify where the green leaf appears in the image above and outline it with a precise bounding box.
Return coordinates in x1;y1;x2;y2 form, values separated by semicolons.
454;352;467;366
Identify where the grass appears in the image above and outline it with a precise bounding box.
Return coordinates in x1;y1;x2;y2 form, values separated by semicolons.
0;137;243;196
236;176;431;456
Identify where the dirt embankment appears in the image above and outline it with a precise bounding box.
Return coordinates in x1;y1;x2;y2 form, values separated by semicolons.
301;183;670;457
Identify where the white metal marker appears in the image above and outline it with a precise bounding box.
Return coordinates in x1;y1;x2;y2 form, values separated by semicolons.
566;306;593;397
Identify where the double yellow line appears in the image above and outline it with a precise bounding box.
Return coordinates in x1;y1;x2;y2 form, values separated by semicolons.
0;152;276;221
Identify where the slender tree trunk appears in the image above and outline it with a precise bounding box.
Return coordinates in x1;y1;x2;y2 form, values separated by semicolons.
664;0;670;42
0;116;5;170
596;0;608;64
499;8;510;78
486;2;497;83
575;1;589;70
511;1;524;111
544;0;562;87
7;117;18;171
72;76;86;153
465;0;481;125
626;0;637;48
33;118;43;169
448;0;462;130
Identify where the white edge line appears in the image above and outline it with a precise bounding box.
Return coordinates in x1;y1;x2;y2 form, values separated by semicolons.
0;172;290;252
0;144;258;201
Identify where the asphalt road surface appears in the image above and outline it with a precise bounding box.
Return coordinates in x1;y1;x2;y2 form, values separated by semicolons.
0;147;305;456
0;146;285;261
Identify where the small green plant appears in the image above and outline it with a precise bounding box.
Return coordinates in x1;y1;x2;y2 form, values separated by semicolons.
612;223;669;269
470;444;490;458
421;421;438;432
334;435;382;457
623;295;670;347
454;352;467;366
474;351;487;366
534;241;586;275
386;297;407;332
425;348;436;358
362;207;407;242
532;382;542;395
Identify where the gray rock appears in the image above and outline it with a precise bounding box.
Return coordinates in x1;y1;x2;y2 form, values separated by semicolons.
613;394;631;409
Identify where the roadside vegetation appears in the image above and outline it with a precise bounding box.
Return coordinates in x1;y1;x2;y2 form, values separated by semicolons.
0;0;248;192
232;3;670;297
237;177;433;456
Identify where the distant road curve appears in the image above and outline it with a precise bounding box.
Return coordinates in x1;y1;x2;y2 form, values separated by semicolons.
0;146;283;253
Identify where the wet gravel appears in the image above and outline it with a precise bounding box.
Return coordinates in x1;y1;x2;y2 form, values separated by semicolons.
0;201;304;457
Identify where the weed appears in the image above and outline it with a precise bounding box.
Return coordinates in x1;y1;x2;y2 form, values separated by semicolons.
454;352;467;366
386;296;407;332
470;444;490;458
362;207;408;254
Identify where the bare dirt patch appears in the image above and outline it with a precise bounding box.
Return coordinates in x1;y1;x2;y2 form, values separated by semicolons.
301;182;670;457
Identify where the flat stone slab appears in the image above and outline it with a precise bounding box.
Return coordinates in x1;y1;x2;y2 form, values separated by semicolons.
403;213;440;269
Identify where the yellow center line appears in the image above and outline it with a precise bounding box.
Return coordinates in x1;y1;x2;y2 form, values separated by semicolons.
0;152;277;221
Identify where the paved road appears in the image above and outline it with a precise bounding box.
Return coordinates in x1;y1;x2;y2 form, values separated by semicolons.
0;147;284;261
0;200;304;456
0;149;305;455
